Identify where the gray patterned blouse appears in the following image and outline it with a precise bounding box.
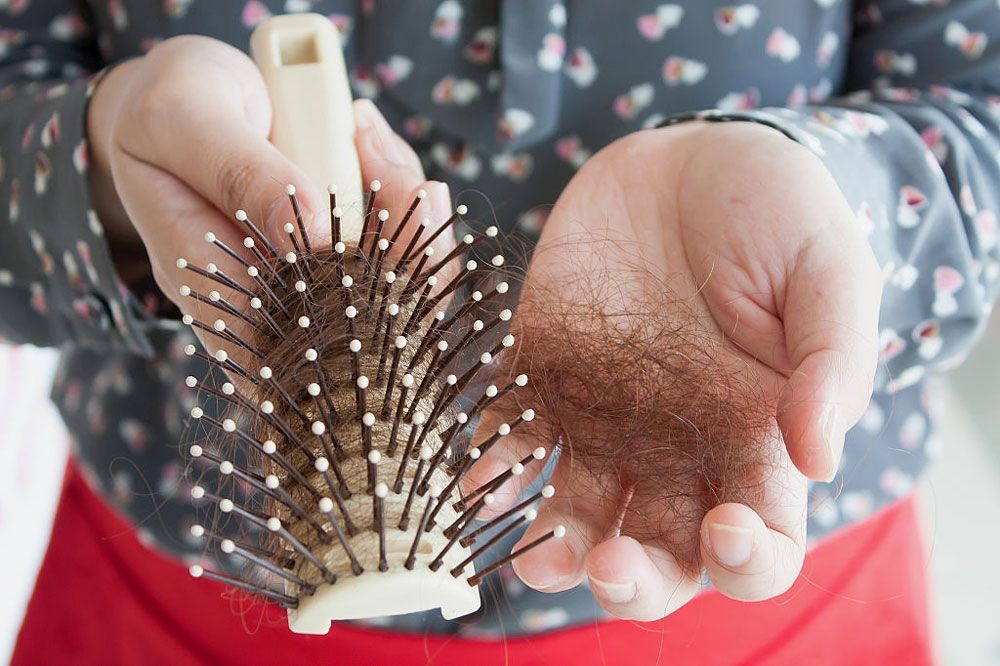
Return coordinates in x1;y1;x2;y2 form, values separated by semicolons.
1;0;998;637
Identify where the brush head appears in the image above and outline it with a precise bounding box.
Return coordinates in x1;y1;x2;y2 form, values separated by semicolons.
180;183;557;634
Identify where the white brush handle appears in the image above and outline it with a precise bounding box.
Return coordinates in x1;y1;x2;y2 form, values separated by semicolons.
250;13;363;242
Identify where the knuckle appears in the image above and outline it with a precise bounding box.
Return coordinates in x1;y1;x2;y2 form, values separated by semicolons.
215;155;258;213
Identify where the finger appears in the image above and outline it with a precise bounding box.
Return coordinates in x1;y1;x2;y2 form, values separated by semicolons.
584;536;700;621
509;458;617;593
113;151;253;360
699;502;804;602
778;230;881;481
354;99;426;216
700;421;806;600
460;406;544;518
119;54;327;248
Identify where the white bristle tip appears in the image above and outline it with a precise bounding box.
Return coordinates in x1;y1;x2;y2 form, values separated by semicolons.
345;306;357;318
522;409;536;421
357;375;369;389
533;447;546;459
457;204;468;215
378;209;389;221
511;463;525;475
185;376;197;388
305;348;318;361
526;509;539;521
250;297;262;309
370;180;382;191
503;334;515;347
190;524;205;537
265;475;279;489
259;366;272;379
285;184;296;195
181;314;193;325
457;412;468;424
184;344;196;356
328;184;337;194
412;412;426;426
190;485;205;499
222;383;235;395
262;440;277;454
284;222;295;234
222;419;236;432
486;225;498;237
295;280;306;292
334;241;346;253
417;189;427;198
214;350;228;362
425;246;434;256
350;339;362;352
260;400;274;414
402;374;414;388
189;565;204;578
395;336;407;349
179;285;191;296
553;525;567;538
363;412;376;427
235;210;248;221
542;485;556;498
421;217;431;227
189;444;203;457
175;258;188;269
219;499;234;513
219;461;234;475
437;340;449;351
243;237;254;248
298;316;310;328
463;234;474;244
209;291;221;301
318;497;334;512
483;493;496;506
368;450;382;464
498;423;511;436
204;232;216;243
500;309;512;321
207;263;218;273
266;517;281;531
333;207;344;218
388;304;400;316
190;407;203;419
469;448;482;460
285;252;297;263
419;446;432;460
492;255;505;267
515;374;528;386
307;383;320;396
497;282;510;294
314;457;330;472
378;238;389;250
220;539;235;554
374;482;389;498
311;421;326;435
213;319;225;332
247;266;259;277
486;385;498;397
446;374;457;385
481;352;493;364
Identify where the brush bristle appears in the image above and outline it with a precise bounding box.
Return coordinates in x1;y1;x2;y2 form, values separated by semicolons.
179;184;558;633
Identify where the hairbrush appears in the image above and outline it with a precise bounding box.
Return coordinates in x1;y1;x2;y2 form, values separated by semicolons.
178;14;560;635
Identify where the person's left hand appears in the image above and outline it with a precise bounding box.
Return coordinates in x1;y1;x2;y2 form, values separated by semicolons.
463;121;882;620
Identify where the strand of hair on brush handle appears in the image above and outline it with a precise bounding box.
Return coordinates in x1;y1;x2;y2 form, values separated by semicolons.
404;486;441;570
189;565;299;608
428;494;493;571
450;509;537;578
467;526;567;586
452;447;547;514
460;485;555;548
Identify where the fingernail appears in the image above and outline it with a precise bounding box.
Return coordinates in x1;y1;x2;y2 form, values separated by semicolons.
707;522;754;568
588;576;638;605
820;404;842;481
355;99;407;166
427;181;452;221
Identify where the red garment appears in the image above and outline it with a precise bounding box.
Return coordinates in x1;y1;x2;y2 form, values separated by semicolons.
13;461;934;666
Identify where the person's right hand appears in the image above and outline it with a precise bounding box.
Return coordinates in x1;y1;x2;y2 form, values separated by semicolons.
87;35;453;357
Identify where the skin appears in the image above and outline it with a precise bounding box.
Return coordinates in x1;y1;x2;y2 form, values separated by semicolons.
90;36;882;623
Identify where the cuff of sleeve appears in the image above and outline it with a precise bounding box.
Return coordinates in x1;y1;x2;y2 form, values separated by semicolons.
5;72;154;356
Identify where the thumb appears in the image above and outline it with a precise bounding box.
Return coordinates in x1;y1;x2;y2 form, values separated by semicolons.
777;232;881;482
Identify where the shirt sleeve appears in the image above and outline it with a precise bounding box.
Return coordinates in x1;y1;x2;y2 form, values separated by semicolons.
0;1;152;355
662;0;1000;396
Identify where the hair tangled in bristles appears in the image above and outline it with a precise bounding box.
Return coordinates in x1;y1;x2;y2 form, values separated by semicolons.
490;242;779;572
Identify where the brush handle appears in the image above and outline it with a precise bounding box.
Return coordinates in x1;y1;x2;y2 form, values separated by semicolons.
250;13;363;242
